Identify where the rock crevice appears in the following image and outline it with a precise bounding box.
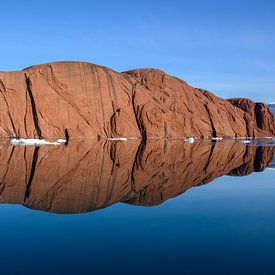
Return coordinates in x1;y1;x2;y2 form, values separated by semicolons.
24;74;42;138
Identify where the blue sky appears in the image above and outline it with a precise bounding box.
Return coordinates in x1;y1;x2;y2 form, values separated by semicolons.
0;0;274;102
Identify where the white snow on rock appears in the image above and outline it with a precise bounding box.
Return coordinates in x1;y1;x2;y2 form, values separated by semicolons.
56;139;67;143
184;137;195;144
212;137;223;140
107;137;128;141
10;138;60;146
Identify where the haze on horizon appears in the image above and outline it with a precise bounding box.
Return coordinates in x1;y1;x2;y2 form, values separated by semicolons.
0;0;274;102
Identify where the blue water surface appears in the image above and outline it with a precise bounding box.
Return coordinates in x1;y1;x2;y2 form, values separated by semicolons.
0;168;274;275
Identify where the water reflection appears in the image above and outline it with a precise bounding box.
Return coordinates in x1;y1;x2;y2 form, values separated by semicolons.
0;139;274;214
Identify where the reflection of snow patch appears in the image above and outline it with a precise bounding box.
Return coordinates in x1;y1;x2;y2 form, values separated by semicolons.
107;137;128;141
10;138;60;146
185;137;195;144
241;140;251;144
212;137;223;140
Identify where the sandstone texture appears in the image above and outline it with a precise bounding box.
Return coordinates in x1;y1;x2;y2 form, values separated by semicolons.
0;139;273;213
0;61;274;139
228;98;275;137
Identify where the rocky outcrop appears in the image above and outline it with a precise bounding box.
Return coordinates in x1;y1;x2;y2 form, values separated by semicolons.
268;103;275;117
227;98;275;137
0;139;273;213
0;61;274;139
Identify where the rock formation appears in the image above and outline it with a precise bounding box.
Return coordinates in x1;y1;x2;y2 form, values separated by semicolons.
0;139;273;214
228;98;275;137
268;103;275;117
0;61;274;139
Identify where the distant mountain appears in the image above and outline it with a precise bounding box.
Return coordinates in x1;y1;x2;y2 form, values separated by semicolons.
268;103;275;114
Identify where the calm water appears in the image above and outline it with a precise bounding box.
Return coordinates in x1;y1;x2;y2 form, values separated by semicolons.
0;139;274;275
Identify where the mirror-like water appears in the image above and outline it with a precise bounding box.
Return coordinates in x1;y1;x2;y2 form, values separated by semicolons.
0;139;274;274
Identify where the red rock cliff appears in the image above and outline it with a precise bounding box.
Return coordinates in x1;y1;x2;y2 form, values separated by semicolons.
0;61;274;138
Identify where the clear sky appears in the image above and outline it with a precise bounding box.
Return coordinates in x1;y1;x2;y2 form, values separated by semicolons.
1;0;274;102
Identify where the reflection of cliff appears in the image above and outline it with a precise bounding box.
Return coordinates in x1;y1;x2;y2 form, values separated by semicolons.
124;142;274;206
0;140;274;214
228;146;274;176
268;153;275;170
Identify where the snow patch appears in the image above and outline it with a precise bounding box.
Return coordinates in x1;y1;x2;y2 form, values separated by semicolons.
10;138;60;146
212;137;223;140
56;139;67;143
107;137;128;141
237;137;254;139
184;137;195;144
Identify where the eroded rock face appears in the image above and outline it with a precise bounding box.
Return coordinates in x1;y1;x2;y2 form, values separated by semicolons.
0;140;273;213
268;103;275;115
227;98;275;137
0;61;274;139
